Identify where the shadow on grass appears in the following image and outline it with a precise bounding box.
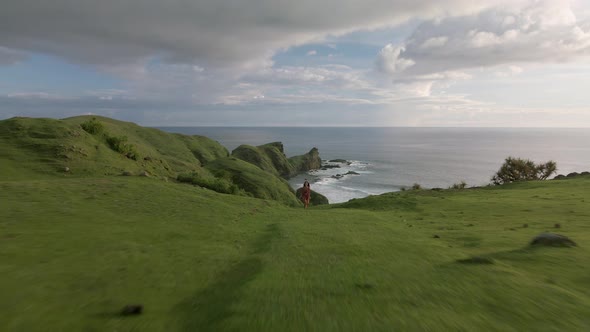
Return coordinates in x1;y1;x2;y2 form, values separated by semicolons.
252;223;280;254
176;223;281;331
440;244;578;270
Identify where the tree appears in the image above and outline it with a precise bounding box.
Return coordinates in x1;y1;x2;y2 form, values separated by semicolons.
491;157;557;185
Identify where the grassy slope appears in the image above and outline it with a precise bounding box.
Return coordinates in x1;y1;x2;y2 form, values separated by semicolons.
0;116;228;180
0;116;306;205
205;157;300;207
231;143;294;178
1;175;590;331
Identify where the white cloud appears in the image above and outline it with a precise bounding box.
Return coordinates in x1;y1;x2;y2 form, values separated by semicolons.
505;65;524;76
377;0;590;77
420;36;448;49
2;0;589;127
375;45;415;74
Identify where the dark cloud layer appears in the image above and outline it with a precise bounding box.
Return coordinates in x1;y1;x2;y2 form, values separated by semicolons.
0;47;27;65
0;0;501;67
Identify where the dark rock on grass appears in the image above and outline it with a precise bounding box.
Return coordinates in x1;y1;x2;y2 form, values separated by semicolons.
121;304;143;316
456;256;494;264
433;235;440;238
121;170;133;176
554;223;561;229
523;223;528;228
530;233;576;247
63;166;70;173
355;283;374;290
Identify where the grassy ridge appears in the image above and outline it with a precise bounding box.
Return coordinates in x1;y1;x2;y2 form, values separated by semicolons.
0;116;229;180
205;157;301;206
1;175;589;331
232;143;295;178
0;116;322;206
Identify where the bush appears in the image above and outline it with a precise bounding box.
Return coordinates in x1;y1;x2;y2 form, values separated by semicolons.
450;181;467;190
80;118;104;135
106;135;139;160
491;157;557;185
177;172;242;195
412;183;422;190
80;118;138;160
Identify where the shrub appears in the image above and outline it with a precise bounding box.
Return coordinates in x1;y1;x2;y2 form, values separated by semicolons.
491;157;557;185
412;183;422;190
80;118;104;135
106;135;139;160
177;172;242;195
450;181;467;190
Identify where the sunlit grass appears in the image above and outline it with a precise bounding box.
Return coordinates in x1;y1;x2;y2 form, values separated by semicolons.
1;176;589;331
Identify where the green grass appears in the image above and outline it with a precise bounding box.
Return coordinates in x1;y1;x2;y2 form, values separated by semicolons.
1;175;590;331
0;116;228;180
0;116;313;205
2;116;590;331
205;157;300;206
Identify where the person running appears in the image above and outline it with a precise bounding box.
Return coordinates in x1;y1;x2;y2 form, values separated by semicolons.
301;179;311;209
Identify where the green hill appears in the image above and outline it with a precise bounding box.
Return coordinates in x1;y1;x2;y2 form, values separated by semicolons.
205;157;301;206
0;116;229;180
0;116;317;205
1;115;590;331
288;147;321;173
232;142;321;178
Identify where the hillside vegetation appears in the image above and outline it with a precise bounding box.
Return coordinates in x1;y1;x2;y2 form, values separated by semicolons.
0;116;322;206
0;116;229;180
1;116;589;331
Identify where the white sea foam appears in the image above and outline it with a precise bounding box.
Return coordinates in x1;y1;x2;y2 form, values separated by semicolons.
292;159;397;203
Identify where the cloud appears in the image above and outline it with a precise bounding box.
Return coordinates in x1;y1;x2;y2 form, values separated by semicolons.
375;45;415;74
377;0;590;77
494;65;524;77
306;50;317;56
420;36;448;49
0;46;27;65
0;0;513;69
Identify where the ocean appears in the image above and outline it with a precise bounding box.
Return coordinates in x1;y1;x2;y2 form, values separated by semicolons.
158;127;590;203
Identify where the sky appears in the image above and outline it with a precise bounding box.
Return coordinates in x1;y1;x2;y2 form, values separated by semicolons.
0;0;589;127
